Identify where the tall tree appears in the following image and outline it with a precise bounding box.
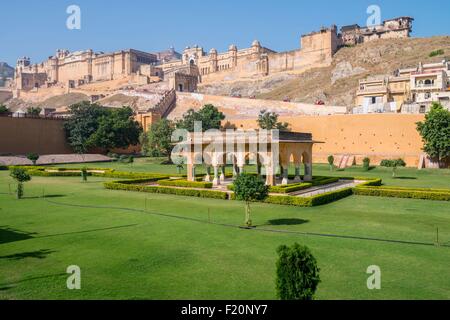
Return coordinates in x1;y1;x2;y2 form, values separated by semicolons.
233;174;269;227
257;110;290;131
87;107;142;152
63;102;108;154
140;118;175;161
176;104;225;132
416;102;450;166
10;168;31;200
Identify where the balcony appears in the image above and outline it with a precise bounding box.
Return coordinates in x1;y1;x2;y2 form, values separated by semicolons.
357;85;388;95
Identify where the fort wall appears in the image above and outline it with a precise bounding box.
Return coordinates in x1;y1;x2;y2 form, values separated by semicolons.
0;117;72;155
230;114;425;167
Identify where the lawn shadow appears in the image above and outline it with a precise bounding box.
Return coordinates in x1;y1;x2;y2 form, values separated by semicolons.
0;226;37;244
0;272;66;292
23;194;66;200
394;177;418;180
0;249;55;261
266;218;309;226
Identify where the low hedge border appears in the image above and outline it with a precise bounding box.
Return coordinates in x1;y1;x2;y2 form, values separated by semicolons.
269;183;313;194
353;186;450;201
157;179;213;189
104;180;228;200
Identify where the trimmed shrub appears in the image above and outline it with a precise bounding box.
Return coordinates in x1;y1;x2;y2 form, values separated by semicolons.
309;188;353;206
276;243;320;300
327;155;335;171
157;179;213;189
0;165;8;171
269;183;313;194
104;181;228;200
363;157;370;171
353;186;450;201
311;176;339;186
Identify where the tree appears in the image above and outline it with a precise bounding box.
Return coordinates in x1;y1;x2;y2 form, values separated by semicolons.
27;153;40;165
87;107;142;152
363;157;371;171
416;102;450;166
141;119;175;161
0;104;9;114
257;110;290;131
81;166;88;182
276;243;321;300
64;103;141;154
233;174;269;227
380;159;406;178
327;155;334;171
10;168;31;199
26;107;42;117
176;104;225;132
64;101;109;154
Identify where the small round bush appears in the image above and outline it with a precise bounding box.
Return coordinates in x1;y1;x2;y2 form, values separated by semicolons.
276;243;321;300
363;157;370;171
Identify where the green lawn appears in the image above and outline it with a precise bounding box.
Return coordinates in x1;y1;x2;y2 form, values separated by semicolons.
1;161;449;300
56;157;450;189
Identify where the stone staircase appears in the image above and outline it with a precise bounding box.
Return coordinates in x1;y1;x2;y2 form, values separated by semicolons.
150;89;177;118
336;154;355;169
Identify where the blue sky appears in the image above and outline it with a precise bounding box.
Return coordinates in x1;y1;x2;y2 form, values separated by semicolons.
1;0;450;65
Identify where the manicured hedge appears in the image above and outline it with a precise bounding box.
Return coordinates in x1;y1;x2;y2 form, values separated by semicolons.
157;179;213;189
28;170;86;177
353;186;450;201
22;167;171;181
311;176;340;186
0;165;8;171
269;183;313;194
104;180;228;200
264;187;353;207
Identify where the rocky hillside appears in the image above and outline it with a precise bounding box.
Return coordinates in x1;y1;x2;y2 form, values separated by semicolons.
199;36;450;106
0;62;14;78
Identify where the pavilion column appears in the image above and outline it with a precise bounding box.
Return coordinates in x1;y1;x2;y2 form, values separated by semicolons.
220;166;226;182
187;164;196;182
281;167;289;185
294;165;302;182
213;166;220;186
205;167;211;182
233;164;238;177
304;163;313;182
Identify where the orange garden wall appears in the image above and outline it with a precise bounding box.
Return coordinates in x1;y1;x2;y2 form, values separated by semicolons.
0;117;73;155
231;114;426;167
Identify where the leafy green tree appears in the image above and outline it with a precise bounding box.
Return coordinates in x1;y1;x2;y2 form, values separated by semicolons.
257;110;290;131
276;243;321;300
27;153;39;165
10;168;31;199
0;104;9;114
87;107;141;152
176;104;225;132
64;102;109;154
141;119;175;161
416;102;450;166
233;174;269;227
327;155;334;171
26;107;42;117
